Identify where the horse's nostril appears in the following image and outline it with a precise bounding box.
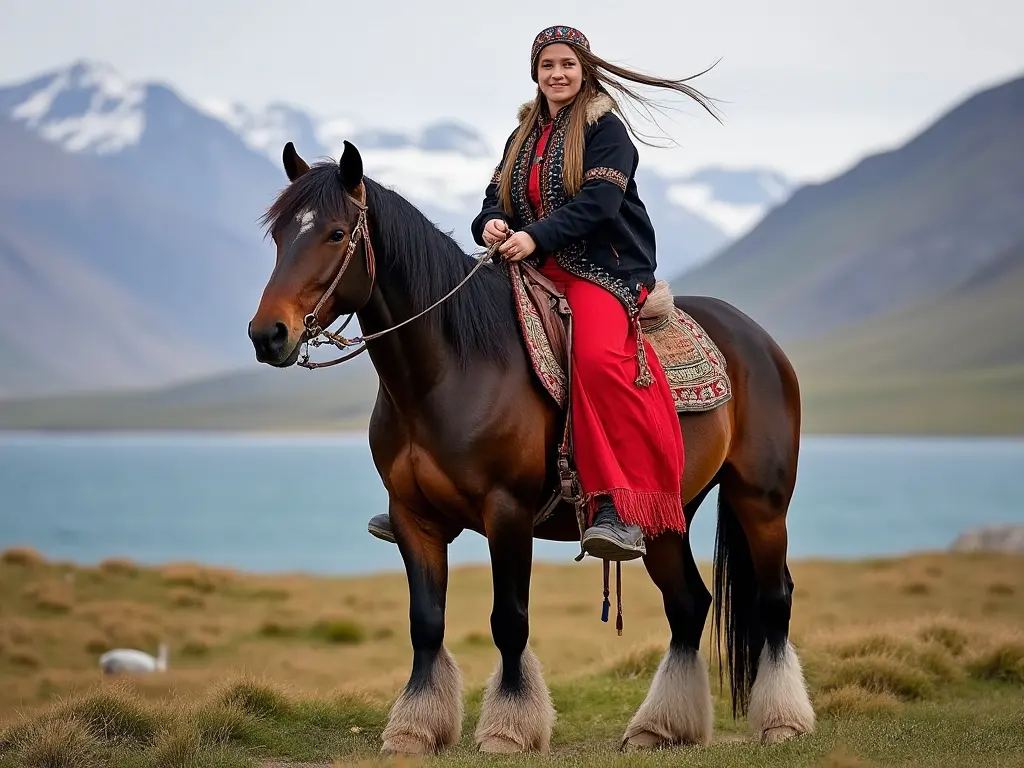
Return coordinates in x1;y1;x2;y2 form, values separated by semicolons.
271;322;288;346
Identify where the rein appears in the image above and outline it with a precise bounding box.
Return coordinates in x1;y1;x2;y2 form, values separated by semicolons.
298;191;502;370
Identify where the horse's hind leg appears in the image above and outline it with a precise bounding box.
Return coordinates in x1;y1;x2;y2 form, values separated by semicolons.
474;489;556;754
717;467;815;744
622;510;714;750
381;497;463;755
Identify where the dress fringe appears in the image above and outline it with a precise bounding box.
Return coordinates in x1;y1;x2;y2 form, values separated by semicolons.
588;487;686;538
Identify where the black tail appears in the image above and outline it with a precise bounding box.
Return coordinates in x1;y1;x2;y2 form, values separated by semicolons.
712;491;763;718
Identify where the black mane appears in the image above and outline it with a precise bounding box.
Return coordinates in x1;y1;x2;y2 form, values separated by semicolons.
261;161;522;369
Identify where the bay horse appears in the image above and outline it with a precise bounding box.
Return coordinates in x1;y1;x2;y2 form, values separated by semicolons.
247;141;815;755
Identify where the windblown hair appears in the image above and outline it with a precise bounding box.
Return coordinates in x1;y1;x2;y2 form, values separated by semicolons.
498;48;721;213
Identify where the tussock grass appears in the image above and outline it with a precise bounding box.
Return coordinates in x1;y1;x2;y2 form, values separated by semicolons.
9;718;103;768
965;639;1024;683
607;642;664;679
0;547;45;567
160;563;232;594
98;558;139;577
309;618;366;645
814;684;901;716
22;580;73;613
2;547;1023;766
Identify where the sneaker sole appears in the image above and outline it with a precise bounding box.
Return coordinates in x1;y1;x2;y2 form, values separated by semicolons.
581;531;646;562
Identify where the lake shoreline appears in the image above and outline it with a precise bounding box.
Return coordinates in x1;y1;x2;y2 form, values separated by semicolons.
4;433;1023;576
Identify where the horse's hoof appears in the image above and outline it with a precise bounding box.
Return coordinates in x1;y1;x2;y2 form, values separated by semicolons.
381;734;434;755
621;730;668;751
761;725;800;744
478;735;524;754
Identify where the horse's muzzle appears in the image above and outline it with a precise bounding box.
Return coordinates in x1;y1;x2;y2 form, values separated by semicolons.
248;320;292;365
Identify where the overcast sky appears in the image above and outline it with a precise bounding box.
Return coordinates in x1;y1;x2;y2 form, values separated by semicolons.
3;0;1022;181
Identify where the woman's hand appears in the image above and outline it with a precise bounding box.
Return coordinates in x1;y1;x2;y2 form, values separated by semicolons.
483;218;510;245
499;231;537;262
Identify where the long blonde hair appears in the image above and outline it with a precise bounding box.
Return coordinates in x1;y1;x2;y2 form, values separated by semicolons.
497;47;721;213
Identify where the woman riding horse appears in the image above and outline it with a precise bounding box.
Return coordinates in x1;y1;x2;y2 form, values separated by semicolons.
368;24;720;562
252;25;816;753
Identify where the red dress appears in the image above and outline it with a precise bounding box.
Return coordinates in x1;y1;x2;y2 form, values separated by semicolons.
526;124;686;537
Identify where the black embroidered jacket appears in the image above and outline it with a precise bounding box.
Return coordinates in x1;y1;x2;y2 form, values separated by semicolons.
471;93;658;317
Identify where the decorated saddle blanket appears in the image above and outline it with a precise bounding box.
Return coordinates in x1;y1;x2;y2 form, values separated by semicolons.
510;263;732;413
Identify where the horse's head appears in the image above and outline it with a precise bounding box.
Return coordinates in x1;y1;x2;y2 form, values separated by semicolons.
248;141;373;367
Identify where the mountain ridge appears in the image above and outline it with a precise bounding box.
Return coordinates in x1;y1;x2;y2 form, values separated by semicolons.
0;59;795;398
675;72;1024;345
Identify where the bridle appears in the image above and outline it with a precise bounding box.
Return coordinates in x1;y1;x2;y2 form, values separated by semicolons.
297;189;499;369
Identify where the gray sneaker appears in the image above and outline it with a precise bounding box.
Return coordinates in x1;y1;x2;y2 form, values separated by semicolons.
581;498;646;561
367;513;396;543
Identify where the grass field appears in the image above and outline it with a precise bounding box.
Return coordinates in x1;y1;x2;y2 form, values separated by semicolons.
1;546;1022;766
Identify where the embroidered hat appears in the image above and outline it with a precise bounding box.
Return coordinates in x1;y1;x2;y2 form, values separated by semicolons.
530;25;591;81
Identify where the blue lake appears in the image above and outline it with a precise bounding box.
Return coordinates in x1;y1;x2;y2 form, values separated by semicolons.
2;432;1022;575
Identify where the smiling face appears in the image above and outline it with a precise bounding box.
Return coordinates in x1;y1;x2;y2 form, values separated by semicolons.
535;43;584;113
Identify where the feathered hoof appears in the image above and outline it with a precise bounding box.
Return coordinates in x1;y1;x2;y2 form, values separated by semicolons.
380;734;437;755
761;725;801;744
621;729;670;751
478;735;526;754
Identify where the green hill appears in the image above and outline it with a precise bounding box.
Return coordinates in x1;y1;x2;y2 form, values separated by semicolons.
787;240;1024;434
0;360;380;432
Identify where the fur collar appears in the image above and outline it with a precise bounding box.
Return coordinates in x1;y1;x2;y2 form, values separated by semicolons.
516;92;616;126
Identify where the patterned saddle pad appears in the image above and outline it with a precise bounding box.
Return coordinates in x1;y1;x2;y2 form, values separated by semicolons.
510;266;732;413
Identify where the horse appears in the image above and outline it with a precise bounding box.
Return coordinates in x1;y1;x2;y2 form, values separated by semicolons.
247;140;815;755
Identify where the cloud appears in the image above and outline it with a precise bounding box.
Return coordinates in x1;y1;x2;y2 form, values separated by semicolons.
2;0;1021;179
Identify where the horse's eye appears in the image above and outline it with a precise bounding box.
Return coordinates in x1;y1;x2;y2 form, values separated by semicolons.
328;230;345;243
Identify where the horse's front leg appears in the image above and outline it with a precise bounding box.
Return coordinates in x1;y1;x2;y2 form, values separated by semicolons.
475;488;557;754
380;498;463;755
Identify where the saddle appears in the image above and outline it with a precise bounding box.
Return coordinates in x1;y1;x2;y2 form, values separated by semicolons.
509;261;733;528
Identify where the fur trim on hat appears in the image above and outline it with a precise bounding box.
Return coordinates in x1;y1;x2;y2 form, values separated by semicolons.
516;92;616;126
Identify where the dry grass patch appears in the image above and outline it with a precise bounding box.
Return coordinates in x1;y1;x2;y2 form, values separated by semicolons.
965;638;1024;683
169;588;206;608
97;558;139;577
987;582;1015;596
0;675;387;766
309;617;367;645
1;550;1023;763
5;649;41;670
160;563;234;594
7;717;104;768
22;580;74;613
916;619;971;655
606;641;663;679
0;547;46;568
814;684;901;716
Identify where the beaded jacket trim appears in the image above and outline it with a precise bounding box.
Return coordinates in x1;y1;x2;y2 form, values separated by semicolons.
506;94;642;317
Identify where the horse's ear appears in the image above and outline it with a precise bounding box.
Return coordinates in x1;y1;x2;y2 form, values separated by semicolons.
338;140;363;194
283;141;310;182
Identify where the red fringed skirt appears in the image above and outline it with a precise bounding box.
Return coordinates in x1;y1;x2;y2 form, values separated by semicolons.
537;258;687;538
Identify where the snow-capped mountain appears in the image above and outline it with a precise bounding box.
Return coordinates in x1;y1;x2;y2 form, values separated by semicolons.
667;167;793;239
0;59;793;397
0;60;146;155
0;58;793;244
198;95;792;246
